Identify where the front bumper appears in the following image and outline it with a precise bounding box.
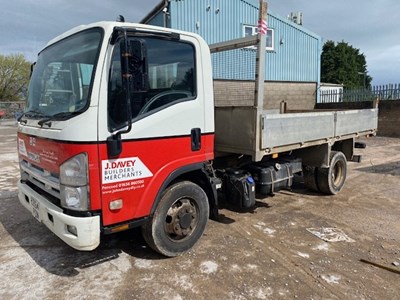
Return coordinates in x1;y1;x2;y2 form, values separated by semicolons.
18;181;100;251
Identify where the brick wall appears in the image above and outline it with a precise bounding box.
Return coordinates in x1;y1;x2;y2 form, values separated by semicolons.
376;100;400;138
214;80;317;110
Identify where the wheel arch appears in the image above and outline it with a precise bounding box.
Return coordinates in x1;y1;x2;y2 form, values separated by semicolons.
332;138;354;161
150;162;217;217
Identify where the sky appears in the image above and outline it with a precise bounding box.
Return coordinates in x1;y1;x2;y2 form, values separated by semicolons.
0;0;398;86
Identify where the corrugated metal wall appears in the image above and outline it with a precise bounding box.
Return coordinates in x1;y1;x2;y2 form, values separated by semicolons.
169;0;258;44
147;0;321;83
267;13;321;82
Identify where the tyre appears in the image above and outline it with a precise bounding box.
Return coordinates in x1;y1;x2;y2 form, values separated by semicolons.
142;181;209;257
302;165;319;192
317;151;347;195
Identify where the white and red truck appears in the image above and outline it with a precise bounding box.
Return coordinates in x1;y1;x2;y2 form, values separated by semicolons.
17;20;377;257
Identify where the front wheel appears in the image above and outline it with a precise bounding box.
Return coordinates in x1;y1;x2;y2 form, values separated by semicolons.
317;151;347;195
142;181;209;257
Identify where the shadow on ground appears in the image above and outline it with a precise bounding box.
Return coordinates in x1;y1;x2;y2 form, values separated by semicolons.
355;161;400;176
0;195;166;278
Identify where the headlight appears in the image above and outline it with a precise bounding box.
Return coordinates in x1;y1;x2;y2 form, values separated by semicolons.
60;153;88;186
60;153;89;211
60;186;89;211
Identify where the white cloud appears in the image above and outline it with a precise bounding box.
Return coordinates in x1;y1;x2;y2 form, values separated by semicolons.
368;45;400;84
268;0;400;84
0;0;160;59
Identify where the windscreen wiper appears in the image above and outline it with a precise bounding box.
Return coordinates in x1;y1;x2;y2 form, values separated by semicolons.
18;110;48;123
38;111;80;127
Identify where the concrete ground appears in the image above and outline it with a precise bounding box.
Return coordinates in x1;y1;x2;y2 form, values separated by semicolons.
0;119;399;300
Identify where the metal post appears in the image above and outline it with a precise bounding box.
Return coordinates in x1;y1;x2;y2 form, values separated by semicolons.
253;1;268;161
254;0;268;108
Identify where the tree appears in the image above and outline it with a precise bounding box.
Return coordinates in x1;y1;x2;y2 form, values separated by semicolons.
0;54;31;102
321;40;372;89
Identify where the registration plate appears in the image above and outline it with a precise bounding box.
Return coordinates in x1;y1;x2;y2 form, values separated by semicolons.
30;198;41;222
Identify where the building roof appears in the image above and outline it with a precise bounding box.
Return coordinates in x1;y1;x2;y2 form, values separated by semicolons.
140;0;320;40
140;0;168;24
320;83;344;87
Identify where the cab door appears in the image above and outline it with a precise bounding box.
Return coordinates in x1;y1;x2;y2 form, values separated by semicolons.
98;32;214;226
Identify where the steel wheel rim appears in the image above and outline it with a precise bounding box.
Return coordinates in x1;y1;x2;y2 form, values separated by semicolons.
332;160;344;187
164;197;199;241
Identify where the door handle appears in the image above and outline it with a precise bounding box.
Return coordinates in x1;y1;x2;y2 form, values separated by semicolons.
191;128;201;151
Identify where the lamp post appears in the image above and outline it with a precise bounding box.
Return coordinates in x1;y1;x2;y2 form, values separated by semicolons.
358;72;366;89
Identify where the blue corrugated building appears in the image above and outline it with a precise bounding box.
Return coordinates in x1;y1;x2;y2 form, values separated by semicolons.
142;0;322;108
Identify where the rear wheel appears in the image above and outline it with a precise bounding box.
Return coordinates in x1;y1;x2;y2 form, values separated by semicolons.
317;151;347;195
142;181;209;257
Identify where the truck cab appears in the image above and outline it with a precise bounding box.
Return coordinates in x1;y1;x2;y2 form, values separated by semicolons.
18;22;216;256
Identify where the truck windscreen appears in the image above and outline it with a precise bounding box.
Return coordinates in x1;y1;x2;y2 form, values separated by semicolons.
26;28;103;119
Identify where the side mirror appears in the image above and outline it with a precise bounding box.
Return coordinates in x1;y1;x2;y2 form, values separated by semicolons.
120;39;149;92
107;133;122;158
107;36;150;158
130;39;149;92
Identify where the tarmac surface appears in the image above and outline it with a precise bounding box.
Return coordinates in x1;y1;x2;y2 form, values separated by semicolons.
0;119;399;300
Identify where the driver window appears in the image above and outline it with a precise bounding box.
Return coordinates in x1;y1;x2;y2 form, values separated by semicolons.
133;38;196;117
108;36;196;132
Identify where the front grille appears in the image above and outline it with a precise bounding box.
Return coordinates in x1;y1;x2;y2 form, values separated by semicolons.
20;159;61;207
25;180;61;207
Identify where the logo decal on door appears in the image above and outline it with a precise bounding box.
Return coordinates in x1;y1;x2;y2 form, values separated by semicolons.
102;157;153;184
